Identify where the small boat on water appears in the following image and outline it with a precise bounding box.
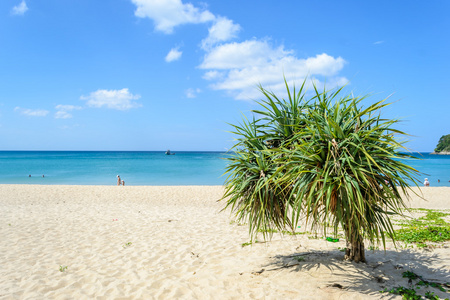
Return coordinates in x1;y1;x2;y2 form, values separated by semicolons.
165;149;175;155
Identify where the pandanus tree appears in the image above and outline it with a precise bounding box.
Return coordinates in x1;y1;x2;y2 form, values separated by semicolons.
222;79;420;263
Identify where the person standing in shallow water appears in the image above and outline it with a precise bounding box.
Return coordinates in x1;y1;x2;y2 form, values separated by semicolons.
117;175;121;186
424;178;430;187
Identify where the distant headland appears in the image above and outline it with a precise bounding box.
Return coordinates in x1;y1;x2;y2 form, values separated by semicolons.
431;134;450;155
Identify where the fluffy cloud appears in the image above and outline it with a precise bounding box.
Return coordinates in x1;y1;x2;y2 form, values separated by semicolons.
55;105;82;119
14;107;49;117
165;48;182;62
200;40;289;70
11;0;28;16
185;88;201;98
200;40;347;100
201;17;240;49
80;88;142;110
130;0;348;101
131;0;214;34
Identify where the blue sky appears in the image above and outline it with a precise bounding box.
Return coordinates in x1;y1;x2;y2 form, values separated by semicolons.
1;0;448;151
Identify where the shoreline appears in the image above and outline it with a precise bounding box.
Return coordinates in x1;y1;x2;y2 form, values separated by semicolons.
0;184;448;208
430;151;450;155
1;185;449;299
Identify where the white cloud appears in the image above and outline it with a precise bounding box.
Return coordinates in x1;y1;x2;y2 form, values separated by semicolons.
131;0;215;34
200;40;289;70
11;0;28;16
202;70;224;80
130;0;348;101
80;88;142;110
55;105;82;119
185;88;201;98
373;40;385;45
14;107;49;117
199;40;348;100
201;17;240;49
165;48;182;62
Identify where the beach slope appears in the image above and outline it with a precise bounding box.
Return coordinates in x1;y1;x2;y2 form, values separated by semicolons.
1;185;449;299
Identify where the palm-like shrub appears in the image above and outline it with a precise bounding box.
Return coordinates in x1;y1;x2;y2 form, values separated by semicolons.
222;79;420;262
222;80;310;238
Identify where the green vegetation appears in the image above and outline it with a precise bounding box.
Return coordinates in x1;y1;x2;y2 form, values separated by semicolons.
382;286;421;300
434;134;450;153
122;242;133;248
381;270;449;300
394;209;450;247
294;256;305;262
221;78;420;262
241;240;261;247
59;265;68;272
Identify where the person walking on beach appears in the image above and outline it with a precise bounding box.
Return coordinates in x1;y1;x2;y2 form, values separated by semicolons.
424;178;430;187
117;175;121;186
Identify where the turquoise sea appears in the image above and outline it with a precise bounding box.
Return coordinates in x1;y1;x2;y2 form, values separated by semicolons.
0;151;449;186
0;151;228;186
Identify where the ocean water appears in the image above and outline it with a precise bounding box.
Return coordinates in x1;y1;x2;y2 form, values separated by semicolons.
407;152;450;187
0;151;228;186
0;151;448;186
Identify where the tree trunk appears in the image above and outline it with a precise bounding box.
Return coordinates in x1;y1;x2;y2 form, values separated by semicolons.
345;239;366;263
345;234;366;263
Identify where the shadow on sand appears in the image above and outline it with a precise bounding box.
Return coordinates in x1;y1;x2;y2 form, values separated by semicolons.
261;247;450;299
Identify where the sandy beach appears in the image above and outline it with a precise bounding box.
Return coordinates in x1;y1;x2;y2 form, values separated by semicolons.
1;185;449;299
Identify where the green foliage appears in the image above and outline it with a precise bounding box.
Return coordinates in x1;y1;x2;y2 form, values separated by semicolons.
424;291;439;300
434;134;450;153
222;79;309;240
241;240;260;247
417;280;447;293
294;256;305;262
403;271;420;280
381;271;447;299
122;242;132;248
281;230;305;236
258;228;278;233
396;226;450;243
221;78;421;261
395;209;450;246
59;265;68;272
382;286;421;300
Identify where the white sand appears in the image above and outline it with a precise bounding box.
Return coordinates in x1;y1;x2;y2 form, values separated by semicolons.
0;185;449;299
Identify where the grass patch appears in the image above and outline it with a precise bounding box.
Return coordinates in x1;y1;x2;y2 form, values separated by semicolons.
396;226;450;244
394;209;450;247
